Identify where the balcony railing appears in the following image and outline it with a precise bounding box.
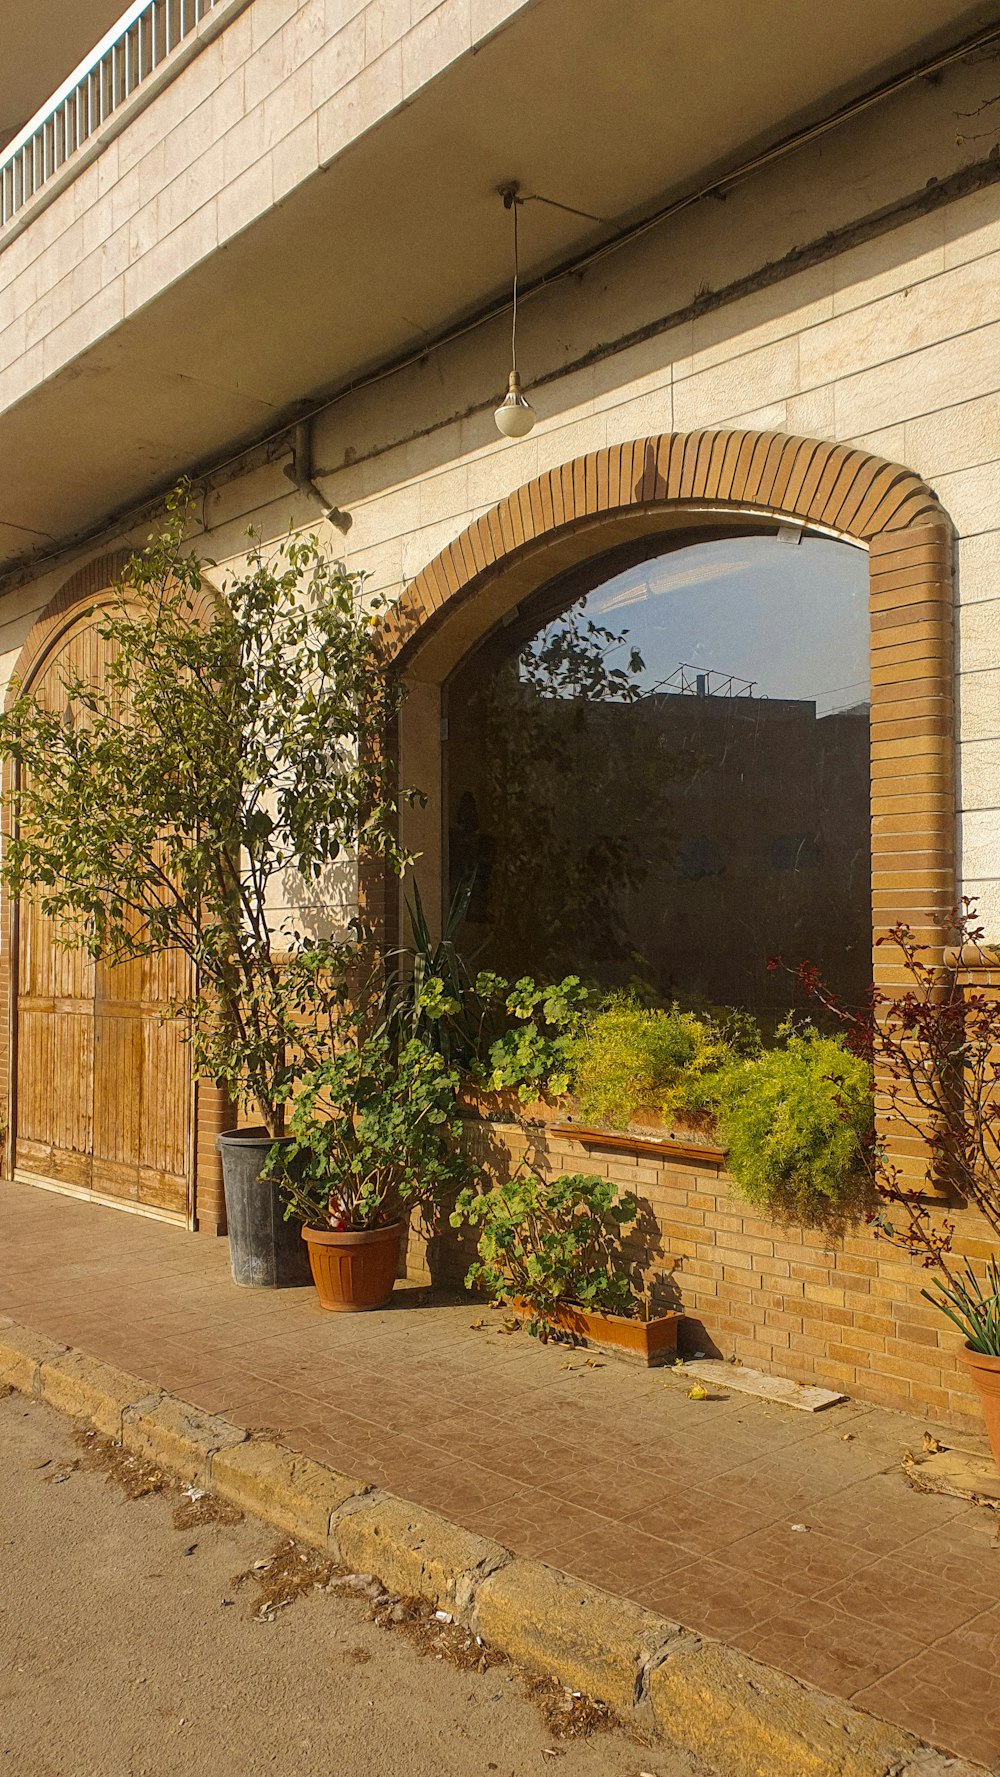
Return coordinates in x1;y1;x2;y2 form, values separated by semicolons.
0;0;223;230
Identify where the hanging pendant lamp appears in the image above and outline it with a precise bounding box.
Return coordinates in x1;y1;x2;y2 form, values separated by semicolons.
494;188;536;438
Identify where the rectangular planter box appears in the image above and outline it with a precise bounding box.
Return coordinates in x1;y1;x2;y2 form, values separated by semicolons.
516;1300;682;1367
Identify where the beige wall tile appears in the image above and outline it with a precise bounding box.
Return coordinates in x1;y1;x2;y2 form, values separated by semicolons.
957;530;1000;606
673;336;799;431
962;878;1000;937
944;183;1000;270
958;737;1000;812
959;596;1000;673
402;3;472;97
904;392;1000;482
961;808;1000;881
958;667;1000;744
832;323;1000;438
801;255;1000;392
931;461;1000;540
831;210;945;315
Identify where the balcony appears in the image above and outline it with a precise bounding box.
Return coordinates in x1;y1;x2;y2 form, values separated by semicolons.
0;0;995;580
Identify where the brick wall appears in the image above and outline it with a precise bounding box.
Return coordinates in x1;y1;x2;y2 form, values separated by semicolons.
406;1115;990;1430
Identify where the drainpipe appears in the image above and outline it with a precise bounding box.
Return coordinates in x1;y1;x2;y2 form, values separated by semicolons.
283;420;352;535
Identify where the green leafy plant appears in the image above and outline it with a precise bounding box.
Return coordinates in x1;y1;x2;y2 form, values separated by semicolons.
379;876;495;1067
711;1025;875;1229
279;1036;469;1230
922;1256;1000;1356
0;487;408;1136
481;975;591;1103
571;996;735;1129
775;907;1000;1265
450;1169;639;1334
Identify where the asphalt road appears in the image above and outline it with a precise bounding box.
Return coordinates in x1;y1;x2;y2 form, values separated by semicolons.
0;1391;712;1777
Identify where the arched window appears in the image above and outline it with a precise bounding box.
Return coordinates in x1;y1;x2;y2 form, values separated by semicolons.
444;530;870;1019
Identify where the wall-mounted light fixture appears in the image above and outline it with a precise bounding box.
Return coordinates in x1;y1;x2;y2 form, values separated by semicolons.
494;184;535;439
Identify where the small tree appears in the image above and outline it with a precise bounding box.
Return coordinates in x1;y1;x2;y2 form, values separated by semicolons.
0;486;407;1136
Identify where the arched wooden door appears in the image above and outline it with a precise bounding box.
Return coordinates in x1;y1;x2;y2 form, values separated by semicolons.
12;607;194;1220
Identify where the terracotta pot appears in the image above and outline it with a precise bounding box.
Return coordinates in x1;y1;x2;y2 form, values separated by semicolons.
514;1298;682;1367
302;1221;402;1313
959;1344;1000;1469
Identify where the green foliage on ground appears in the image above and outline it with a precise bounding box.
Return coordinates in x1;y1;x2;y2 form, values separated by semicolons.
450;1169;639;1332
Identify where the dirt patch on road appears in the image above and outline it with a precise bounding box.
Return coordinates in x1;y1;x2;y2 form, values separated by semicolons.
61;1425;244;1530
232;1539;617;1744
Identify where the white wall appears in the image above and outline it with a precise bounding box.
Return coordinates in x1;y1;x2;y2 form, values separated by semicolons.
4;56;1000;934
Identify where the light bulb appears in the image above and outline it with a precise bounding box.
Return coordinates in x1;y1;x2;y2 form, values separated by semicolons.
494;369;535;439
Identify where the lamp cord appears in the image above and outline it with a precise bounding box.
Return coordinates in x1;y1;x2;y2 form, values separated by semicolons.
511;196;519;374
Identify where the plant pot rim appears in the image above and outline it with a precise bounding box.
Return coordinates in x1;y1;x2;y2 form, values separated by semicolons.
217;1126;288;1150
960;1342;1000;1372
514;1296;680;1329
302;1220;402;1247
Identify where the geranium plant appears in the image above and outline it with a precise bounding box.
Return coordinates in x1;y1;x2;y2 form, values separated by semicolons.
279;1035;470;1231
451;1169;639;1335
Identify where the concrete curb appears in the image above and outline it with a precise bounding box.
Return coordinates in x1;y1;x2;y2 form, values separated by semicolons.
0;1318;988;1777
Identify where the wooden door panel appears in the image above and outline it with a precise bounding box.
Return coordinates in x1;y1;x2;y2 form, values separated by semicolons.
140;1017;190;1184
92;1011;143;1201
15;1005;93;1187
14;608;193;1219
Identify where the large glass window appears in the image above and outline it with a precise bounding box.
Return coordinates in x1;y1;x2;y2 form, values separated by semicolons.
444;530;871;1019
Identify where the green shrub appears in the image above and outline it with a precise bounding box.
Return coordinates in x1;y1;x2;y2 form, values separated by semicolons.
279;1036;469;1231
450;1169;639;1333
481;975;591;1103
571;996;731;1129
713;1026;875;1229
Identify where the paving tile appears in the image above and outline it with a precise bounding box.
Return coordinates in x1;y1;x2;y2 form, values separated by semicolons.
631;1558;799;1640
556;1521;698;1595
621;1484;779;1554
701;1520;878;1599
3;1175;999;1766
852;1648;1000;1766
820;1547;999;1640
801;1468;969;1554
927;1599;1000;1672
733;1596;925;1698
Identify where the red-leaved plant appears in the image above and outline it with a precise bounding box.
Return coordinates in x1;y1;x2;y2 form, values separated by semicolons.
770;901;1000;1267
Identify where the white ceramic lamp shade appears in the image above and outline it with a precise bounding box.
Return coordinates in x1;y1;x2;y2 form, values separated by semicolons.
494;369;535;438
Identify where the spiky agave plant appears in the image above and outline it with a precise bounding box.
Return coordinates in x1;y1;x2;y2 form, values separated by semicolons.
923;1255;1000;1356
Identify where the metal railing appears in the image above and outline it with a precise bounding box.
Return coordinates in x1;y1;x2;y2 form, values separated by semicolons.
0;0;222;229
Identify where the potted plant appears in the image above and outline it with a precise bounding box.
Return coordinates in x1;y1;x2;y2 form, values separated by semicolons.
451;1168;682;1364
279;1035;471;1311
923;1257;1000;1465
0;486;408;1287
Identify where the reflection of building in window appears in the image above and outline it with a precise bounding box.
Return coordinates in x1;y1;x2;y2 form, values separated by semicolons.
677;835;726;880
448;791;494;922
771;832;821;872
444;536;871;1018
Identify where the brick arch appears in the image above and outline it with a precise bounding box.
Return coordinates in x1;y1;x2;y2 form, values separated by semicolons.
7;550;220;704
387;431;950;663
392;431;955;1196
1;551;229;1234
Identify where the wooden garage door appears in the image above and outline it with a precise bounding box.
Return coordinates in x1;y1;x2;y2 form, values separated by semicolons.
13;610;193;1218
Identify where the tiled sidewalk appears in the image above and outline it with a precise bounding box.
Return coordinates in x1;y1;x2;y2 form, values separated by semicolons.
2;1179;999;1768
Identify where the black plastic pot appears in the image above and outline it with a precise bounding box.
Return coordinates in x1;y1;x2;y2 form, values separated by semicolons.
216;1127;311;1288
